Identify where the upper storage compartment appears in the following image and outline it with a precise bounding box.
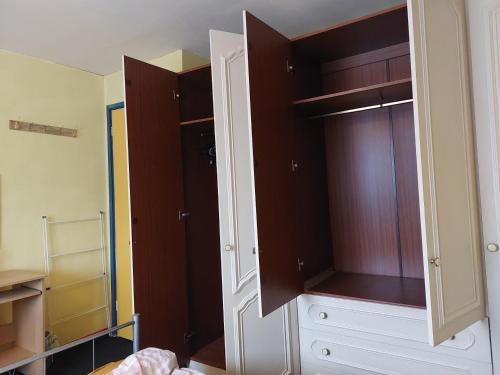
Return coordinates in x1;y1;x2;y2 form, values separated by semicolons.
291;5;412;118
178;65;214;126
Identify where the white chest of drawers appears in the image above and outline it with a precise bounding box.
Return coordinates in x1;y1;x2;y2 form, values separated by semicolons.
298;295;492;375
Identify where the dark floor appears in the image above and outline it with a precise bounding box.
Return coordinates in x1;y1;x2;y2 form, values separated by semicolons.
44;335;133;375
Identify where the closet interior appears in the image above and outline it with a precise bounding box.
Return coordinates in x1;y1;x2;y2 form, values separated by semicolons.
179;66;225;369
295;5;424;307
124;59;225;369
250;5;425;311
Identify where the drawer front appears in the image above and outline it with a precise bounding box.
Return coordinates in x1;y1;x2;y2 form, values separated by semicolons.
302;360;378;375
300;328;492;375
297;294;491;363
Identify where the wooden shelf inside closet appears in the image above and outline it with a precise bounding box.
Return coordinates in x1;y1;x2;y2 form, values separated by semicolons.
0;270;46;375
306;272;426;309
293;78;412;118
190;336;226;370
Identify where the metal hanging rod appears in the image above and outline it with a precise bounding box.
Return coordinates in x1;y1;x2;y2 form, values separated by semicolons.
308;99;414;120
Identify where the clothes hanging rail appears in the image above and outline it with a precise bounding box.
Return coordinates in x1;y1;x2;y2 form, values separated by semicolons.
308;99;414;120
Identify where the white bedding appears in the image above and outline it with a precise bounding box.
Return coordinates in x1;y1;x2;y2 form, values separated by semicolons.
109;348;204;375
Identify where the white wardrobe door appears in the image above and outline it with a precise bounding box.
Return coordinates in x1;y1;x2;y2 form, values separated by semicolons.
210;29;300;375
408;0;486;346
468;0;500;368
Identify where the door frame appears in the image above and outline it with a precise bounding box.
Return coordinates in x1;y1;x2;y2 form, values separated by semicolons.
106;101;124;328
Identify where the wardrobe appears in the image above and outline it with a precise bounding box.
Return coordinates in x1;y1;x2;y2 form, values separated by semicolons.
122;0;495;374
210;0;493;374
123;57;225;369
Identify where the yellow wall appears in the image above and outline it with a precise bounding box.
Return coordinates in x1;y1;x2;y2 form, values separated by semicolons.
0;46;209;344
0;49;107;344
104;50;183;105
182;50;209;70
104;50;208;105
111;108;133;339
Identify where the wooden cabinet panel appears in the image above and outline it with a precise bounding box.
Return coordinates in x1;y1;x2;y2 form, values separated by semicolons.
391;103;423;279
181;125;223;356
123;56;189;362
324;108;400;277
243;12;303;317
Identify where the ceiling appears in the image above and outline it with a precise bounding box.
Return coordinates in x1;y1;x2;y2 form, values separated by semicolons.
0;0;404;75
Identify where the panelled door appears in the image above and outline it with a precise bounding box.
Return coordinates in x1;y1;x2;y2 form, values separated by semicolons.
123;56;189;361
243;11;304;318
408;0;486;346
210;30;300;375
468;0;500;367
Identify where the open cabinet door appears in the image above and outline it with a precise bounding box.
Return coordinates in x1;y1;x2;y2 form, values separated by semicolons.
210;29;300;375
408;0;486;345
123;56;190;361
243;11;303;318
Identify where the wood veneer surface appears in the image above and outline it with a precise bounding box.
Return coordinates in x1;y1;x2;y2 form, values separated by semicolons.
392;103;424;279
190;336;226;370
182;125;224;356
307;272;426;308
179;66;213;123
291;5;409;62
294;79;413;117
124;56;189;362
292;118;333;280
324;108;400;277
244;11;303;316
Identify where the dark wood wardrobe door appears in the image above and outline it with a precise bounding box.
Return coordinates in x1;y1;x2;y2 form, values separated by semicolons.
244;12;303;317
124;56;189;362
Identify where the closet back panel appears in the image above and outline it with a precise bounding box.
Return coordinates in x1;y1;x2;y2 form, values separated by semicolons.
179;66;214;122
181;125;224;355
124;56;189;361
324;108;400;276
392;103;423;279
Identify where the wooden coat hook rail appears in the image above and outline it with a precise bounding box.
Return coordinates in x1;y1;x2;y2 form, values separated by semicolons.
9;120;77;138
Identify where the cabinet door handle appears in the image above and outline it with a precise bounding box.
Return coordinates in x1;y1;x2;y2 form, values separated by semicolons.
487;243;499;252
318;312;328;320
224;244;234;251
321;348;331;356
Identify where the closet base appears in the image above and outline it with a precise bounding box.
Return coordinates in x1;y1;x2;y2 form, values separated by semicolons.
306;272;426;308
190;336;225;370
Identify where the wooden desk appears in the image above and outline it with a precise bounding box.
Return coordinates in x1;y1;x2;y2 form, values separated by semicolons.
0;270;46;375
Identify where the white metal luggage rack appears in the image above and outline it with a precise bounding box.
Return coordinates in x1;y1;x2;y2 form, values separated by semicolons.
42;211;111;331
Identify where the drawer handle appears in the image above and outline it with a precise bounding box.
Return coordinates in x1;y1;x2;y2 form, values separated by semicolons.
321;348;331;356
318;312;328;319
